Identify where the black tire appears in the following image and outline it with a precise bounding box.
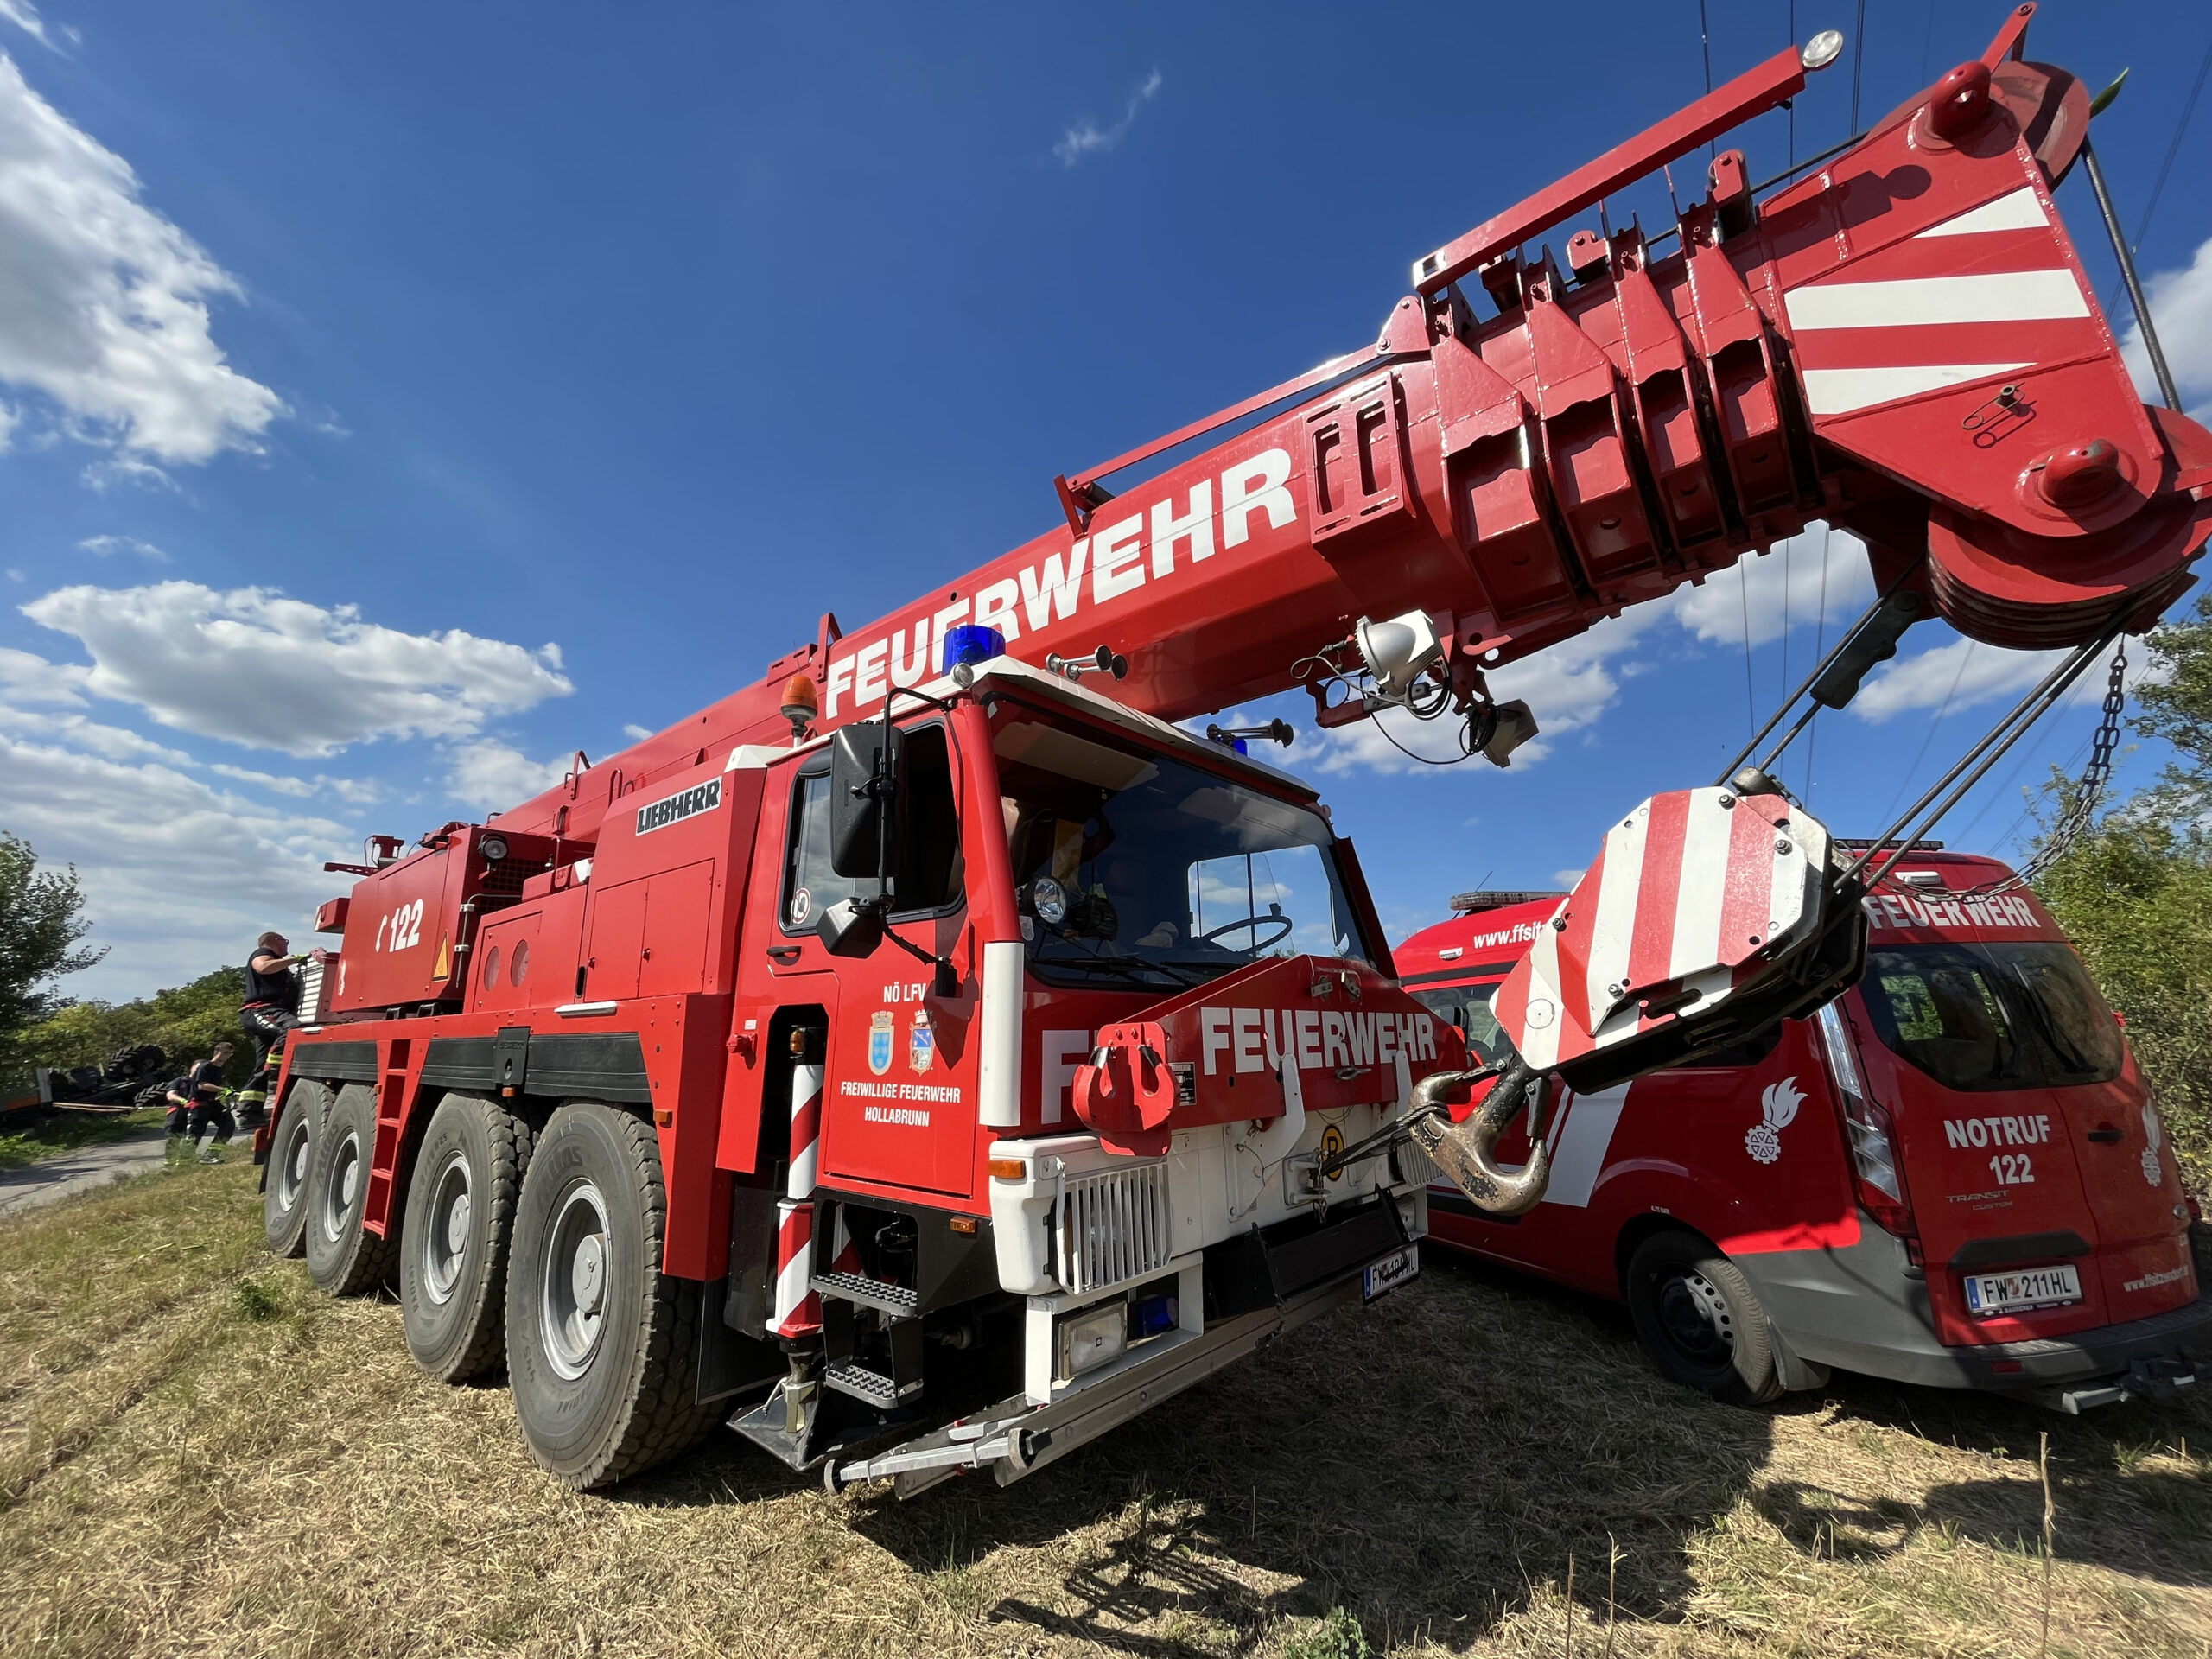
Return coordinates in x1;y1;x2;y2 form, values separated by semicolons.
505;1103;719;1489
303;1083;397;1296
1624;1230;1784;1407
263;1078;332;1258
401;1093;533;1382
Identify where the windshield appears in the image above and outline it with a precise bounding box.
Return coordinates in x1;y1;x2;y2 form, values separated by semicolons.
1410;983;1514;1066
1856;941;2124;1093
994;715;1374;990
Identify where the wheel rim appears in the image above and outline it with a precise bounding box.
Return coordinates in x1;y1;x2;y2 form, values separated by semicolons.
421;1149;473;1305
321;1128;362;1244
276;1115;312;1213
540;1179;612;1381
1656;1268;1737;1368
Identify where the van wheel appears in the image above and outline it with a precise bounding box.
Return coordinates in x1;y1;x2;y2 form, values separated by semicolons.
263;1079;331;1258
504;1103;718;1490
401;1094;534;1382
1625;1230;1783;1407
304;1083;397;1296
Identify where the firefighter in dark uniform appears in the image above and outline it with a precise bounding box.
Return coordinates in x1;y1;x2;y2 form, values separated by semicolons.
238;931;310;1129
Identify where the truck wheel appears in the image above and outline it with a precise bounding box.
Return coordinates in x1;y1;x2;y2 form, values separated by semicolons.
304;1083;397;1296
401;1093;534;1382
1625;1230;1784;1407
504;1103;719;1489
263;1079;331;1258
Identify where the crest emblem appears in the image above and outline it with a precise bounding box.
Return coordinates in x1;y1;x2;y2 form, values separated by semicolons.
2142;1100;2164;1186
868;1010;895;1076
1745;1076;1803;1166
909;1010;934;1073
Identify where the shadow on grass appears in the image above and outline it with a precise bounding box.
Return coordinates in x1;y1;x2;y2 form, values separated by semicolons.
826;1249;1777;1653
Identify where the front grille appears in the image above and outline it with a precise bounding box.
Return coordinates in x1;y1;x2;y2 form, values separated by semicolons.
1056;1162;1173;1296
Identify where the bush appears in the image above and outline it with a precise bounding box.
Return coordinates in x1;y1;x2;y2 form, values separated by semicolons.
3;966;247;1083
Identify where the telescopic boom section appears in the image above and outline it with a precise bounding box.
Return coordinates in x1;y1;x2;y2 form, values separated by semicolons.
496;5;2207;857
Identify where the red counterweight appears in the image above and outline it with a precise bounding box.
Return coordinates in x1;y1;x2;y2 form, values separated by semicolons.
327;824;557;1015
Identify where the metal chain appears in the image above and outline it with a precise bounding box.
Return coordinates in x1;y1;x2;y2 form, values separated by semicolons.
1930;640;2128;897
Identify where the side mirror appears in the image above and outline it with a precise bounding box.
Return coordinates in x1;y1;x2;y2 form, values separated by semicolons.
816;897;885;958
829;720;904;880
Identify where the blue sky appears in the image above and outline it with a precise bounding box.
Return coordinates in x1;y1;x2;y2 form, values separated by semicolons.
0;0;2207;1000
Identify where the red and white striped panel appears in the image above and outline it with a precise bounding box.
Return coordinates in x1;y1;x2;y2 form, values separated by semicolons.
768;1059;823;1340
1782;183;2095;419
1491;789;1829;1071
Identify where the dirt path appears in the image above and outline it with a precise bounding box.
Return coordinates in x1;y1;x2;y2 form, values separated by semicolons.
0;1128;171;1221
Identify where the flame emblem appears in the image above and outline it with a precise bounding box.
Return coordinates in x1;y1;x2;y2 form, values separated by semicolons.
1745;1076;1803;1166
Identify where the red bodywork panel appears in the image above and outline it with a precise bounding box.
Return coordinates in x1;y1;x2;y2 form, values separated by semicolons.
329;826;556;1014
1071;955;1463;1155
1399;854;2198;1369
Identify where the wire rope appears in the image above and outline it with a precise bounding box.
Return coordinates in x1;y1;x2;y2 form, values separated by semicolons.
1881;641;1976;821
2134;29;2212;254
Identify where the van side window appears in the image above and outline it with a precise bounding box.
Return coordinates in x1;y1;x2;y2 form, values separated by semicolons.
779;724;963;932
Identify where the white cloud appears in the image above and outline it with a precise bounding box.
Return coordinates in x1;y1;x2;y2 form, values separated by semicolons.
0;3;55;50
1852;635;2155;724
0;641;83;701
1553;868;1585;889
1665;526;1874;650
79;532;166;561
621;721;653;741
19;581;573;756
2121;234;2212;423
446;740;572;811
0;732;349;999
1054;69;1162;166
0;50;283;463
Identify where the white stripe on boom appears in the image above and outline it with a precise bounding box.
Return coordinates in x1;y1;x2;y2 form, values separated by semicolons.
1913;187;2049;238
1784;269;2087;330
1802;362;2032;415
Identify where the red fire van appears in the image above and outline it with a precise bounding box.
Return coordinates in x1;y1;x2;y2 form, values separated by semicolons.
1398;851;2211;1411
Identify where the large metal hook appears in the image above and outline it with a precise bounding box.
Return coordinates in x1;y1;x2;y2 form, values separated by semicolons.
1408;1058;1552;1216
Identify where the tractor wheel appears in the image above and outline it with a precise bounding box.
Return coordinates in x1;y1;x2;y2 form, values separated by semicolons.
401;1093;534;1382
1624;1230;1784;1407
303;1083;397;1296
263;1078;332;1258
504;1103;719;1489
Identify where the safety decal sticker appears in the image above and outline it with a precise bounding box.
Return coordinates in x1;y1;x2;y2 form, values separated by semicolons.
868;1010;895;1077
788;886;811;926
1745;1076;1802;1166
1320;1122;1344;1181
2142;1100;2164;1186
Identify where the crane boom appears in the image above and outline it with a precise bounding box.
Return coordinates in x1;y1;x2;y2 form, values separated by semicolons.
491;3;2207;861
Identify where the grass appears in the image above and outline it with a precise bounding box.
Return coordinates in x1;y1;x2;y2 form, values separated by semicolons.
0;1106;165;1172
0;1156;2207;1657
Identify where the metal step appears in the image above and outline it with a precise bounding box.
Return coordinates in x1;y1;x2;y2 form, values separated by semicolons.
812;1270;919;1318
823;1361;919;1408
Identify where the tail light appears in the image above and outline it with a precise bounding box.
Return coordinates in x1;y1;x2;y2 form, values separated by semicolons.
1816;1001;1916;1236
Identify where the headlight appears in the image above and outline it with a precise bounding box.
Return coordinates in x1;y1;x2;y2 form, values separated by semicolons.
1031;876;1067;925
480;834;509;862
1055;1301;1126;1382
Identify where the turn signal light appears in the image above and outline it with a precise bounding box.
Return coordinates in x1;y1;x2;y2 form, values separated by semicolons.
988;1158;1027;1180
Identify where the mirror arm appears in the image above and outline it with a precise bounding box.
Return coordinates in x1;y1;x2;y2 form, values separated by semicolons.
874;919;961;998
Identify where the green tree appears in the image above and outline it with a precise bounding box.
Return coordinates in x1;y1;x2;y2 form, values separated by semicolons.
10;967;248;1079
0;833;105;1046
2034;594;2212;1198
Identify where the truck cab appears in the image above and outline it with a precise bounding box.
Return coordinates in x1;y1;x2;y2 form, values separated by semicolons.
269;658;1444;1491
1399;855;2210;1412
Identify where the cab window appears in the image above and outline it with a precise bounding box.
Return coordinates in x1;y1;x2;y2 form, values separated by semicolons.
780;724;962;932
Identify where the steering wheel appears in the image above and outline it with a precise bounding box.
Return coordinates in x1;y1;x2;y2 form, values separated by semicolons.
1197;912;1294;952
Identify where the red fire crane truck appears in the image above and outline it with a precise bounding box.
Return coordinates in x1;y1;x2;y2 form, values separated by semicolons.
260;6;2211;1493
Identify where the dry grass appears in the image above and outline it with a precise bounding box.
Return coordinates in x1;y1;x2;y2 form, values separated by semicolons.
2;1159;2208;1657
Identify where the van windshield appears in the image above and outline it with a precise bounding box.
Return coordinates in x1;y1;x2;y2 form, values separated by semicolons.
1856;941;2123;1093
995;717;1375;991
